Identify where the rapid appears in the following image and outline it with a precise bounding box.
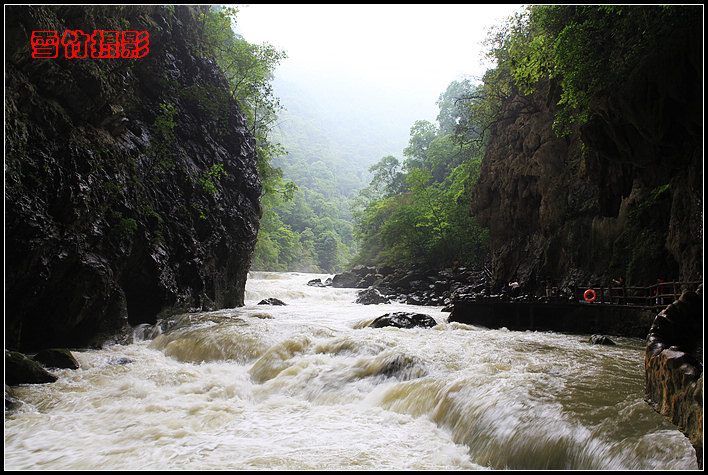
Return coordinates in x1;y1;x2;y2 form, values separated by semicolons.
4;271;698;470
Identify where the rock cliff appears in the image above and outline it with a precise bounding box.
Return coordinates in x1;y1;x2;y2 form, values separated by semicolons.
5;5;261;351
469;22;702;293
645;290;703;468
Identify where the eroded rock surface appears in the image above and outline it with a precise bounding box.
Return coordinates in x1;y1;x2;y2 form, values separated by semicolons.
645;290;703;468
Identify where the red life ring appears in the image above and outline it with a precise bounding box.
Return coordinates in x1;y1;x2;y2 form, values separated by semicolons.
584;289;597;302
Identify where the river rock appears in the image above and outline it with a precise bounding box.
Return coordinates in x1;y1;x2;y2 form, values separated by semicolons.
355;287;390;305
307;278;327;287
368;312;437;329
258;298;287;306
33;348;80;369
5;350;58;385
589;335;616;345
645;290;703;469
331;271;364;288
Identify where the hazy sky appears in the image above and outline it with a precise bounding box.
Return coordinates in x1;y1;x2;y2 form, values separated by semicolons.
236;4;524;95
234;3;525;149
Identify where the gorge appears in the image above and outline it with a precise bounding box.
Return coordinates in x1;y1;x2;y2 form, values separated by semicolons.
4;4;703;471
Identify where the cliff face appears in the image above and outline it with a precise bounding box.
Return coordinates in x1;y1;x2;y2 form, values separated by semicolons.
5;6;261;351
469;23;702;292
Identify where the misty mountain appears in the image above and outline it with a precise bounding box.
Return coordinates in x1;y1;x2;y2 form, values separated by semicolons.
270;65;436;199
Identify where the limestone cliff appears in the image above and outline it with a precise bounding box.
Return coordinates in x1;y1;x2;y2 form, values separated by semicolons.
469;21;702;293
5;6;261;351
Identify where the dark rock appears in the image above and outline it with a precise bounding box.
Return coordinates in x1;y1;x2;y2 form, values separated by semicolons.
107;356;133;366
5;390;23;410
467;17;702;293
258;298;287;306
331;271;365;288
355;287;390;305
33;348;80;369
307;278;326;287
645;290;703;469
5;350;58;385
589;335;616;345
5;6;261;352
368;354;426;381
368;312;437;329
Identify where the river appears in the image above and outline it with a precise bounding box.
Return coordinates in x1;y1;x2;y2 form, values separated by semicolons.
4;271;698;470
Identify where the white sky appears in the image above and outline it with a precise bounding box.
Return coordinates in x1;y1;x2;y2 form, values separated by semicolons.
235;4;524;95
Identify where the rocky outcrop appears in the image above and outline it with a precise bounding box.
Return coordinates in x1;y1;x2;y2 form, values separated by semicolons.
468;19;702;294
645;290;703;468
5;6;261;352
330;265;490;307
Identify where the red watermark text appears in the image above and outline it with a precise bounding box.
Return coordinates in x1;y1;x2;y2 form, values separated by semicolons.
31;30;149;59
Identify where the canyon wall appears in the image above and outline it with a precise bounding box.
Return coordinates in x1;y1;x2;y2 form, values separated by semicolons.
469;23;702;294
5;5;261;351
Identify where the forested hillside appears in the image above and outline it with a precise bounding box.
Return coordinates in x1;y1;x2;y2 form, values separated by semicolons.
250;69;417;272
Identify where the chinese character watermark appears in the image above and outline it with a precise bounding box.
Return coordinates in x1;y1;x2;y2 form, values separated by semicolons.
31;30;149;59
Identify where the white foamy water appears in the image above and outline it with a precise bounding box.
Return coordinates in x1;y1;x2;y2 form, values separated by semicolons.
4;271;698;470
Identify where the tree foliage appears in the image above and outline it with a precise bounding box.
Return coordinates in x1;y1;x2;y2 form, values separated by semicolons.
483;5;700;135
352;81;490;269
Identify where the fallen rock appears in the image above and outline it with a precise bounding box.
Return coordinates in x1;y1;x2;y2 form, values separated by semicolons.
368;312;437;329
258;298;287;306
33;348;80;369
5;350;57;385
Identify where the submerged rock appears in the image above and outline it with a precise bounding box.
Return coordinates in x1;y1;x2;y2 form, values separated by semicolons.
258;298;287;306
368;312;437;329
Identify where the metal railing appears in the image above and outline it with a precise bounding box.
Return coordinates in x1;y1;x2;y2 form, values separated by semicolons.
573;281;702;308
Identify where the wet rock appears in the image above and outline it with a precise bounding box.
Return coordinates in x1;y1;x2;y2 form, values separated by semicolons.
5;350;58;385
368;312;437;329
589;335;616;345
307;278;327;287
258;298;287;306
356;287;390;305
107;356;133;366
645;290;703;469
5;387;23;410
331;271;365;288
5;5;261;352
33;348;80;369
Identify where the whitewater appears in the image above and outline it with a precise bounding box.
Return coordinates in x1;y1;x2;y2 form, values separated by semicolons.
4;271;697;470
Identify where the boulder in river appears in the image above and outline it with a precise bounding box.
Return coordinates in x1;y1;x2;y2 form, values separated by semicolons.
5;350;58;385
307;278;327;287
258;298;287;306
589;335;616;345
33;348;80;369
355;287;390;305
368;312;437;329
